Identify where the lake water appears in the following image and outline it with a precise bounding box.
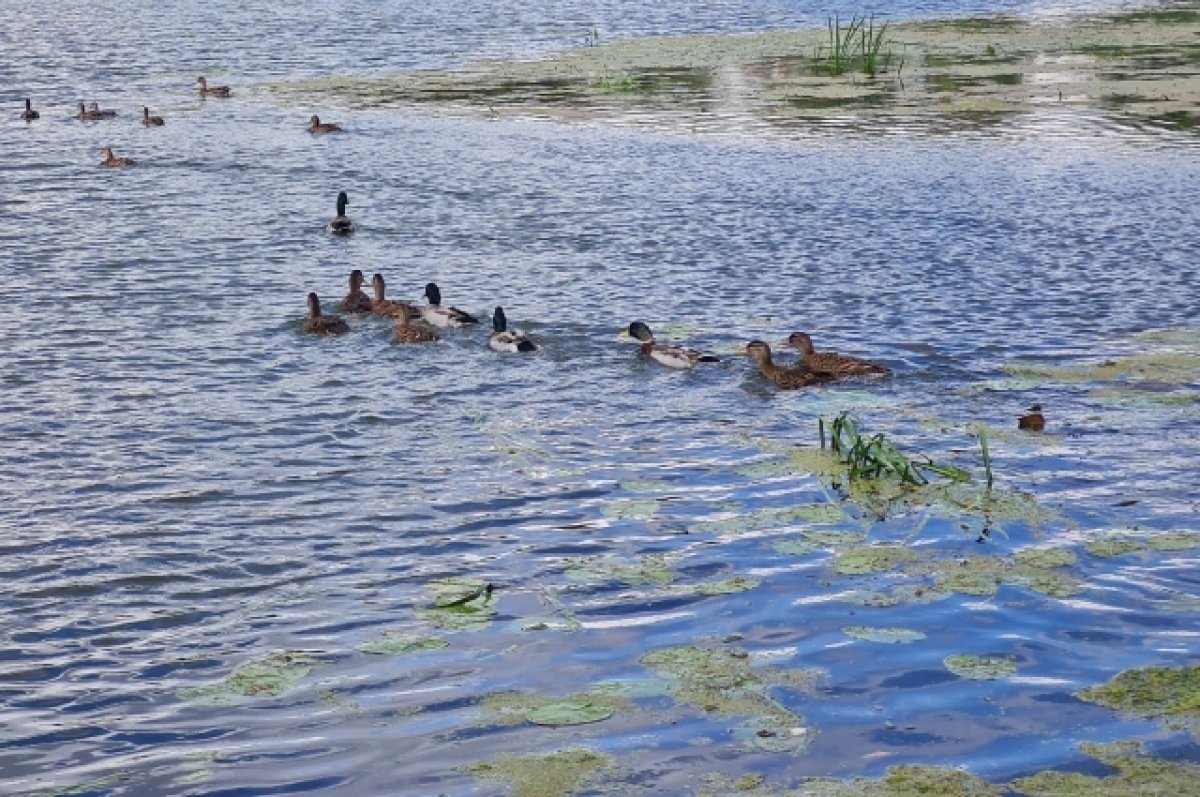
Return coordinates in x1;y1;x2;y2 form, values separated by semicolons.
2;1;1199;795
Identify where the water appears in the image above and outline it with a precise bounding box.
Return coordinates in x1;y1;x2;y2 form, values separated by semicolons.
3;1;1200;795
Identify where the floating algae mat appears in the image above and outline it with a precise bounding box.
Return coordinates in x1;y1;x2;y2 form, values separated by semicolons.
600;498;661;520
842;626;927;644
479;690;630;727
1012;741;1200;796
1005;352;1200;386
914;550;1082;599
701;764;1002;796
689;503;847;536
773;530;866;556
462;748;613;797
640;645;820;753
178;651;318;704
357;633;448;655
1076;665;1200;726
693;576;761;596
1085;530;1200;558
564;553;676;586
833;545;917;575
944;654;1018;680
416;576;496;632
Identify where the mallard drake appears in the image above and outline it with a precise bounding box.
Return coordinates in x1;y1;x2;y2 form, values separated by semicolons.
340;269;373;313
303;292;349;335
326;191;354;235
394;305;439;344
197;76;231;97
142;106;164;126
88;101;117;118
1018;404;1045;431
421;282;479;327
20;99;39;120
100;147;135;167
308;114;342;134
621;321;719;369
370;273;422;320
489;306;537;352
739;340;830;389
787;332;889;377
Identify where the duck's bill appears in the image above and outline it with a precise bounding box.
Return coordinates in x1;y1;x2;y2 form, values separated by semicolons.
733;345;752;355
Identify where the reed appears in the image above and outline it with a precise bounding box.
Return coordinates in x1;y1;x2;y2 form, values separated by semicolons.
978;429;994;488
860;15;889;77
828;413;971;486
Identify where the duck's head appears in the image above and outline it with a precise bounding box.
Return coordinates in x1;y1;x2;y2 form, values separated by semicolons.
89;102;99;111
424;282;442;305
787;332;814;355
372;273;386;298
307;292;321;317
622;321;654;342
197;76;207;86
143;106;150;116
493;306;508;334
78;102;86;113
335;191;349;216
348;269;364;289
101;146;114;159
310;114;321;126
738;340;774;364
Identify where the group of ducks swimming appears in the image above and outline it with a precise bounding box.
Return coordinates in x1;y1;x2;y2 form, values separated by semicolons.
17;76;344;168
303;270;890;388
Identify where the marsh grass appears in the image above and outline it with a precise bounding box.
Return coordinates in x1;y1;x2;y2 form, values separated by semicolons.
860;16;890;77
826;413;970;485
817;14;897;77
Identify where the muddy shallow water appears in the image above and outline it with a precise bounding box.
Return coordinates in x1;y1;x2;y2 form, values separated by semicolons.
2;1;1200;795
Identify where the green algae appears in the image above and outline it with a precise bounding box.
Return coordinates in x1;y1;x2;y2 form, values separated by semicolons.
1004;352;1200;386
1013;547;1077;569
689;503;846;536
480;689;630;727
944;654;1017;680
462;748;613;797
704;766;1002;796
833;545;915;575
1013;740;1200;796
429;576;491;607
1146;531;1200;551
774;530;867;556
418;576;496;631
620;479;671;493
640;645;818;753
357;633;448;655
919;554;1081;598
564;553;676;585
600;498;661;520
1084;536;1143;558
839;584;946;607
177;651;318;704
843;626;926;644
1075;665;1200;720
1085;531;1200;558
694;576;761;595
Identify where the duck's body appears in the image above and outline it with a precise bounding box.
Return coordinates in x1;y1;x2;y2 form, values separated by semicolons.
326;191;354;235
100;147;135;167
142;106;164;126
489;306;537;352
308;114;342;134
88;102;117;118
740;340;830;389
77;102;103;120
20;99;39;120
420;283;478;328
787;332;889;378
197;76;231;97
303;292;349;335
394;305;439;344
1018;404;1045;431
340;269;373;313
623;321;719;369
370;273;422;320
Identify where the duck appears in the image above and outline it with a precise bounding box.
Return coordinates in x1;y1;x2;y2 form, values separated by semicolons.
303;292;349;335
622;321;719;369
20;99;39;120
308;114;343;134
394;305;440;344
420;282;479;327
77;102;103;120
787;331;890;378
100;147;136;167
339;269;373;313
326;191;354;235
489;306;537;352
197;76;231;97
88;101;117;118
370;273;422;320
740;340;831;389
142;106;164;126
1018;404;1045;431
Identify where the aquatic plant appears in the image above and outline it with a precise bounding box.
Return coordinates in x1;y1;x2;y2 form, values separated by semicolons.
821;15;864;76
1012;740;1200;796
416;576;497;631
842;626;926;644
1075;665;1200;722
859;15;890;77
357;633;447;655
944;654;1017;680
827;414;970;486
463;749;613;797
480;689;630;727
177;651;318;704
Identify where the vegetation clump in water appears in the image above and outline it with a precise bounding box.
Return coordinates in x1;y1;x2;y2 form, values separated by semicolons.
1013;741;1200;796
564;553;676;585
833;545;916;575
843;626;926;644
415;576;496;632
944;654;1017;680
177;651;318;704
480;689;630;727
357;633;448;655
701;765;1001;796
1075;665;1200;732
462;748;613;797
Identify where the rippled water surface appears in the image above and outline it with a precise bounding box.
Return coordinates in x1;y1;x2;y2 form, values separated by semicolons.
3;1;1200;795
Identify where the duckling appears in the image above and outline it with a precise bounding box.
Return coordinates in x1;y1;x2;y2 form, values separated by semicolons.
142;106;164;126
1018;404;1045;431
88;101;117;118
197;76;231;97
339;269;373;313
489;306;537;352
303;292;349;335
394;305;440;343
20;99;39;120
100;147;136;167
622;321;719;369
326;191;354;235
740;340;830;389
421;282;479;327
308;114;343;134
370;273;422;320
787;331;890;378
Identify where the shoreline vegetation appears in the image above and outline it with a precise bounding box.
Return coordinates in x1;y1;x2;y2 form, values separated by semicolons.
266;6;1200;134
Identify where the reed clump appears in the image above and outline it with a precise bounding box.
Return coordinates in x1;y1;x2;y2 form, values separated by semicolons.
817;14;900;78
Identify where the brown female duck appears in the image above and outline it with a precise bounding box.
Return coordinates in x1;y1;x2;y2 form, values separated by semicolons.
787;332;889;378
77;102;103;120
740;340;831;389
339;270;373;313
100;147;136;167
308;115;343;134
370;273;422;320
88;101;117;118
394;305;439;344
197;76;231;97
303;292;349;335
142;106;164;126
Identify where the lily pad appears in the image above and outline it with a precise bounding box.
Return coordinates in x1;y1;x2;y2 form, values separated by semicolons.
944;654;1017;680
357;634;448;655
178;651;318;704
843;626;927;644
